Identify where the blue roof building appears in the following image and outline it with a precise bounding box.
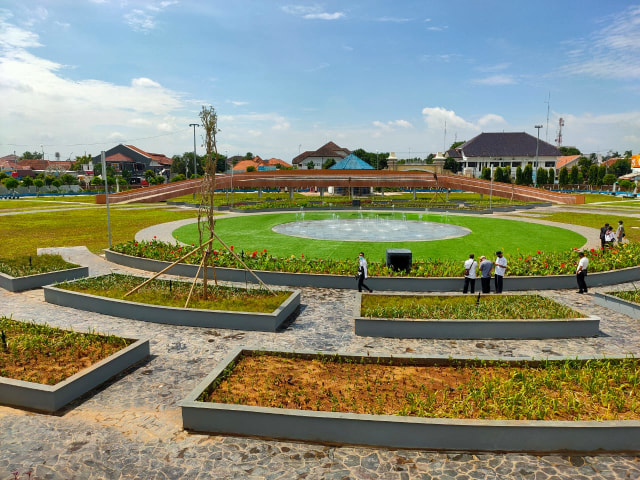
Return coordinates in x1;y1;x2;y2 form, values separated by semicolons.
330;153;373;170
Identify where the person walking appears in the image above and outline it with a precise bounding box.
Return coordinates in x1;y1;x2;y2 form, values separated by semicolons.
616;220;625;244
600;222;610;250
463;254;478;294
357;252;373;293
605;225;615;248
576;251;589;294
479;255;492;294
494;251;508;294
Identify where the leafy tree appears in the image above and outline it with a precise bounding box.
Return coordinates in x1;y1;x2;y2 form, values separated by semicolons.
144;170;156;182
624;150;633;158
33;178;44;195
60;173;79;185
0;172;8;180
51;179;62;188
351;148;389;170
598;165;607;184
171;155;187;175
170;174;186;183
3;177;19;191
70;154;93;171
578;157;593;180
618;179;634;191
481;167;491;180
493;166;503;183
244;152;254;160
588;165;599;186
611;158;631;177
536;167;548;186
569;165;580;184
91;177;104;186
602;173;616;185
558;166;569;186
523;164;533;185
444;158;461;173
449;141;465;150
501;166;512;183
306;161;315;170
559;146;581;156
21;176;34;187
22;151;43;160
322;158;336;169
44;175;56;186
547;168;555;184
515;166;524;185
246;165;256;172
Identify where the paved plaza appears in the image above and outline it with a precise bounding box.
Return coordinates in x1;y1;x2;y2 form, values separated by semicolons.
1;244;640;479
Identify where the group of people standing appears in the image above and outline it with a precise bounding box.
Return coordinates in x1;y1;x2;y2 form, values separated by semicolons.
600;221;625;249
463;251;508;294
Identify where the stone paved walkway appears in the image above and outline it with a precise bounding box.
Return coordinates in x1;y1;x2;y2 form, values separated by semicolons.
2;247;640;479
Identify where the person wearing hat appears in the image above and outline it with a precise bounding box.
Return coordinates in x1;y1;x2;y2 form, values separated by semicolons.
576;251;589;294
494;251;508;294
478;255;493;293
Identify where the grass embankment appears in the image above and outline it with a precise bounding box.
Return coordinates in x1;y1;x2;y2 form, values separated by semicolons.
0;254;78;277
523;212;639;242
56;274;291;313
0;205;197;257
173;212;585;262
0;316;132;385
361;295;583;319
610;289;640;304
201;352;640;421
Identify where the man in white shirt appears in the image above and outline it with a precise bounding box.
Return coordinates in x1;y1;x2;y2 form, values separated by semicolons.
357;252;373;293
463;253;478;294
576;251;589;294
494;251;508;294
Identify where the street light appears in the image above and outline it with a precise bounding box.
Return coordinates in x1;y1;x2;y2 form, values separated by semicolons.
189;123;199;200
535;125;543;186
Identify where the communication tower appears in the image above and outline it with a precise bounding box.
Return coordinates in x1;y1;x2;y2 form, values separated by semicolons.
555;118;564;146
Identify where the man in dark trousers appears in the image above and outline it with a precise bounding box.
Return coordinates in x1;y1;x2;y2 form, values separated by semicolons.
600;222;610;250
357;252;373;293
576;251;589;294
479;255;492;294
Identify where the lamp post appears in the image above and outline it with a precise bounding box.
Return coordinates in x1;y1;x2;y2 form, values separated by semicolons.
535;124;543;186
189;123;199;200
489;164;495;210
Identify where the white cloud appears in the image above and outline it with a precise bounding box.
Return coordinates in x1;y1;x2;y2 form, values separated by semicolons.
427;25;448;32
477;114;506;128
230;100;249;106
558;111;640;152
124;9;156;33
376;17;410;23
472;75;517;86
562;5;640;79
374;120;413;130
281;5;344;20
132;77;162;88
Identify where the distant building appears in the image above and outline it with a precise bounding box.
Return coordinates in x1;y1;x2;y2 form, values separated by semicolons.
292;142;350;169
450;132;560;178
91;144;172;177
555;155;581;172
231;156;291;172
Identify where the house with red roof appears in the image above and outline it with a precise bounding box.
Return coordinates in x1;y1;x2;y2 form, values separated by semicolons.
231;155;291;172
555;155;581;171
91;144;173;178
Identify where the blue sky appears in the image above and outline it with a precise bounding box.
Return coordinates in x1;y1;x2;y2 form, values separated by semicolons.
1;1;639;162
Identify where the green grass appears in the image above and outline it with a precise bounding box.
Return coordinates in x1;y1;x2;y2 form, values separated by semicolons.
0;254;78;277
609;289;640;305
522;212;639;242
56;274;292;313
173;212;586;261
361;294;583;319
0;205;198;257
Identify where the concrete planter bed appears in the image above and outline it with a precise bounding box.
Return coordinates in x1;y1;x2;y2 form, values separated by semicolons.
0;266;89;292
0;337;149;413
593;292;640;320
105;249;640;292
353;293;599;339
181;348;639;453
42;281;300;332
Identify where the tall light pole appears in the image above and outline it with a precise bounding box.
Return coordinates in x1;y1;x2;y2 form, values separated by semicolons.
535;124;543;186
189;123;199;200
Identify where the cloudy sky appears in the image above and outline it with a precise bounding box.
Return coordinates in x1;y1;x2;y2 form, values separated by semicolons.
1;1;640;162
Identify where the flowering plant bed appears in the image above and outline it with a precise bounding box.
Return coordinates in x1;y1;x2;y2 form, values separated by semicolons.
44;274;300;331
181;349;640;452
0;254;88;292
355;294;597;339
0;316;149;412
112;239;640;278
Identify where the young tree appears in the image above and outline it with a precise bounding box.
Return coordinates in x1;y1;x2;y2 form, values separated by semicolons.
515;166;524;185
536;167;548;186
602;173;617;185
444;158;460;173
33;178;44;196
481;167;491;180
558;166;569;186
21;176;34;187
306;161;315;170
598;165;607;184
3;177;19;192
547;168;555;185
611;158;631;177
523;164;533;185
588;165;599;186
569;165;580;184
322;158;336;169
493;166;504;183
246;165;256;172
501;166;512;183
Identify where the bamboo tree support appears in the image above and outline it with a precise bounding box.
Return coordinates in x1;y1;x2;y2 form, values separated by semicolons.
185;253;207;308
210;230;272;291
123;238;214;297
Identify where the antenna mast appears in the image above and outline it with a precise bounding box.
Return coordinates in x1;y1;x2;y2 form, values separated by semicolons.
555;118;564;147
545;92;551;143
443;121;447;152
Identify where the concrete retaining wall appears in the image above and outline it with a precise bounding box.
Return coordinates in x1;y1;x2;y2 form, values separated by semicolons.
105;250;640;292
43;282;300;332
0;338;150;412
354;293;600;339
0;266;89;292
181;348;640;453
593;292;640;319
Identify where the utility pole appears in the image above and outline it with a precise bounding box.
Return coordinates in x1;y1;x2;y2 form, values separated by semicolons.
535;124;543;186
189;123;199;200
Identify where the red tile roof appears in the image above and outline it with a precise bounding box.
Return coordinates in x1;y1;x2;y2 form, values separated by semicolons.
555;155;581;169
106;152;135;163
126;145;173;165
